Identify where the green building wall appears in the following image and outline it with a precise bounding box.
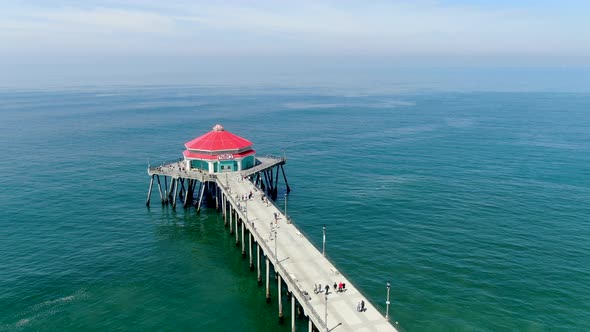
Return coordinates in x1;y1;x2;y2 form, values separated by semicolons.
191;160;208;171
241;156;255;170
190;155;255;173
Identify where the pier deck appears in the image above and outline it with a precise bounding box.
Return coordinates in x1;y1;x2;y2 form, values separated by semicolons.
148;156;285;181
147;157;398;331
218;176;398;332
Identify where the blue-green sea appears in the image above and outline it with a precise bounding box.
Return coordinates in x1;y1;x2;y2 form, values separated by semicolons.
1;83;589;331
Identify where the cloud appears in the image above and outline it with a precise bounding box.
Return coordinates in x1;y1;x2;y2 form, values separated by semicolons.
0;6;177;54
0;1;589;57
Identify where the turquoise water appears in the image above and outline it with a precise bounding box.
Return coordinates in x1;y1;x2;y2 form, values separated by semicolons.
1;86;589;331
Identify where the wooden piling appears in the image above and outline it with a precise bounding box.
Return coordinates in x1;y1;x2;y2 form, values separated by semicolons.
266;257;271;303
278;275;284;323
241;220;246;257
146;175;154;207
197;182;205;212
291;293;296;332
249;232;254;270
235;215;239;246
257;244;262;285
281;164;291;193
172;178;178;209
156;175;164;204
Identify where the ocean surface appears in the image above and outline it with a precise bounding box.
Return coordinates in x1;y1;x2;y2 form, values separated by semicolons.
1;82;589;331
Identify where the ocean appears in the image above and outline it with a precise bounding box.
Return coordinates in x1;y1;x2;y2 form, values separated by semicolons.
1;78;589;331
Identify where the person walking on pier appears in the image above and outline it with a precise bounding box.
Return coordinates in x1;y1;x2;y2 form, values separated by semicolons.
325;284;330;294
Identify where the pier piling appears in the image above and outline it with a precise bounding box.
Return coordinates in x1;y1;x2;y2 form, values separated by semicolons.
146;175;154;207
249;232;254;270
278;275;284;324
241;221;246;257
265;257;271;303
257;244;262;285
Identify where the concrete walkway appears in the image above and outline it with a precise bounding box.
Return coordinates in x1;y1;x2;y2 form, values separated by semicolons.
220;175;398;332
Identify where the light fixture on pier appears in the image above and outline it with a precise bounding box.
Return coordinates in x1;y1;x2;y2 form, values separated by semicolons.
386;280;391;321
284;193;288;223
322;225;326;257
274;229;278;264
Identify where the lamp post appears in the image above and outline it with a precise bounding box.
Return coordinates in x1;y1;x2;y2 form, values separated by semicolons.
322;225;326;257
386;281;391;321
274;229;278;263
284;193;288;222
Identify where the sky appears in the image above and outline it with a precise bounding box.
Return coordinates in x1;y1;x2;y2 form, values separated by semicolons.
1;1;590;89
2;0;590;58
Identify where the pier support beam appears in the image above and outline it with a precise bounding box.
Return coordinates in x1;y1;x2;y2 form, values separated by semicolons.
167;176;174;204
172;178;178;209
241;220;246;257
257;244;262;285
146;175;154;207
183;179;191;208
215;184;219;209
179;178;186;201
291;293;296;332
164;176;169;203
266;257;271;303
229;207;233;234
156;175;164;204
281;164;291;193
225;196;229;219
278;275;284;323
249;232;253;270
235;216;239;246
197;182;205;212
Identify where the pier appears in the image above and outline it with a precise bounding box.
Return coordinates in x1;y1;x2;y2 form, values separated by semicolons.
146;125;400;332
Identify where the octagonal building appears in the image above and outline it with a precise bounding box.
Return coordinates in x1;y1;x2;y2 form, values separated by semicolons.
183;124;256;173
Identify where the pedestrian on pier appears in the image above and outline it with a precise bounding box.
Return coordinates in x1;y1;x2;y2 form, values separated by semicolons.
325;284;329;294
333;282;337;291
361;300;365;312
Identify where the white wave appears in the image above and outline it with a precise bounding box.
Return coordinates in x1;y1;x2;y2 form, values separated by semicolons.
445;117;475;128
516;134;580;150
283;102;343;109
14;319;30;328
33;289;85;311
283;99;415;110
5;289;87;331
372;100;416;108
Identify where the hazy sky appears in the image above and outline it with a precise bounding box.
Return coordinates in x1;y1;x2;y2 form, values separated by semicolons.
2;0;590;58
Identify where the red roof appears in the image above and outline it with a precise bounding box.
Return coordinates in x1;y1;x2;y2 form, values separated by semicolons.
183;149;256;160
185;124;253;152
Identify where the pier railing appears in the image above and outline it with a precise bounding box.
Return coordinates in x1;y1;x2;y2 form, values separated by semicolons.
149;156;285;179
